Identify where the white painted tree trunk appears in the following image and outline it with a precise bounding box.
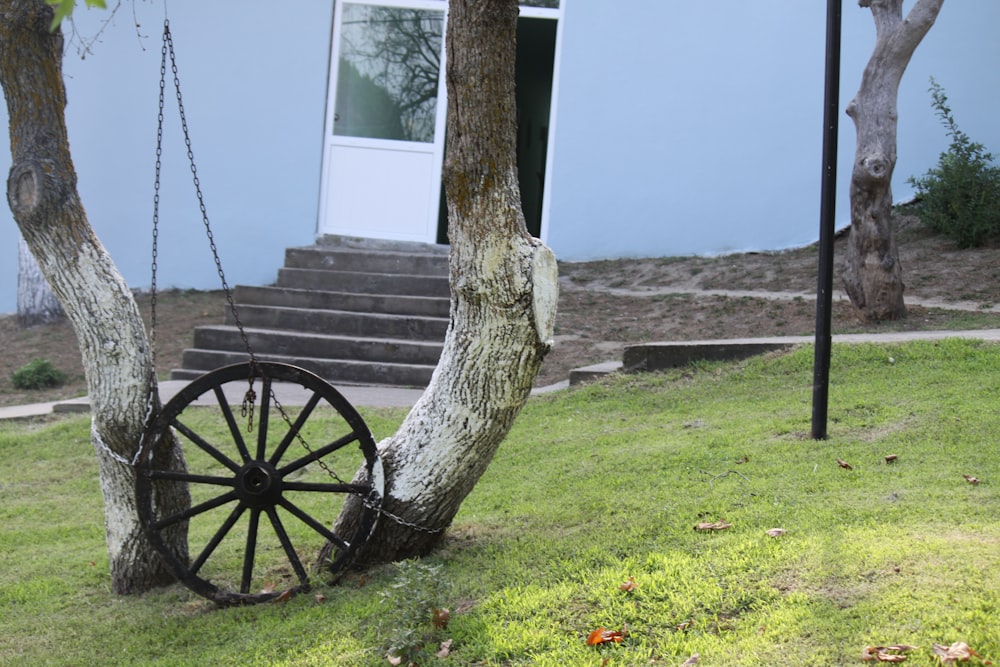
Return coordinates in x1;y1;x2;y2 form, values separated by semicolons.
331;0;558;565
17;236;63;325
842;0;944;321
0;0;188;594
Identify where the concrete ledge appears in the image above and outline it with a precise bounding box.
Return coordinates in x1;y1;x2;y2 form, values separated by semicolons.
623;337;807;373
569;361;623;386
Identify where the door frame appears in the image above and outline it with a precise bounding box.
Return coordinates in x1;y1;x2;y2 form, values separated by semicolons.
317;0;564;245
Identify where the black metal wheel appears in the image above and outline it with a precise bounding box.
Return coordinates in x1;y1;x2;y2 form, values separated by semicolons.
136;362;382;605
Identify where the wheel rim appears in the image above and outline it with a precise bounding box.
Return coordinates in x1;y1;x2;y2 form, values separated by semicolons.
136;362;383;605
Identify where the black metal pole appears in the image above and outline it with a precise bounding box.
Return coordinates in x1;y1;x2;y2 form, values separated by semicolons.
812;0;842;440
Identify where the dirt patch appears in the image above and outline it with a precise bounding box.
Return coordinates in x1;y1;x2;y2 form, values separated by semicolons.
2;218;998;406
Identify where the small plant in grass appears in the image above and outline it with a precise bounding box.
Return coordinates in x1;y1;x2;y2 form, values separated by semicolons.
11;358;67;390
378;560;450;664
908;77;1000;248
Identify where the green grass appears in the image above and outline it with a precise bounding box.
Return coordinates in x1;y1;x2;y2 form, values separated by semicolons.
1;340;999;666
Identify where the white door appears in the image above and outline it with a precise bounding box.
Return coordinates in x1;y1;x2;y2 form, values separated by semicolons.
318;0;448;243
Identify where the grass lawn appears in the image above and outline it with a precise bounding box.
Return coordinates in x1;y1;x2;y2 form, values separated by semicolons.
1;340;998;666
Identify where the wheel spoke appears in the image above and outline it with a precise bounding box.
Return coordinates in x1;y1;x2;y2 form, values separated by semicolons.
190;503;246;575
266;507;309;585
278;431;359;477
171;418;241;473
268;391;323;466
278;497;350;551
241;509;261;594
282;481;371;494
255;376;272;461
215;385;251;463
152;490;238;530
147;470;234;487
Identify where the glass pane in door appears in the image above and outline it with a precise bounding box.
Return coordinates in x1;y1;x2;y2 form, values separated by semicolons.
333;4;445;143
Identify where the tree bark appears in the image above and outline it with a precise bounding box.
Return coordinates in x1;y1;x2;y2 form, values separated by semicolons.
842;0;943;321
0;0;188;594
17;235;63;325
329;0;558;565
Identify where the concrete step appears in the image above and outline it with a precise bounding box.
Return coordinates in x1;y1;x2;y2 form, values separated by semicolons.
233;285;450;318
284;246;448;277
225;304;449;341
277;267;450;298
190;325;444;366
172;350;436;388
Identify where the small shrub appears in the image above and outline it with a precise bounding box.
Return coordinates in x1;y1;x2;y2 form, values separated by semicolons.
908;77;1000;248
377;560;449;664
11;358;67;390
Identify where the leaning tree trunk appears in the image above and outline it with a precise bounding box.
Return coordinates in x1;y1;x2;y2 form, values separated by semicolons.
17;235;63;326
842;0;943;322
330;0;558;565
0;0;188;594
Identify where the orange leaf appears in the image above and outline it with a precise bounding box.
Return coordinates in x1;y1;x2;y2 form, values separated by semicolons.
619;576;638;592
695;520;732;531
885;454;898;464
586;625;629;646
272;589;294;604
963;475;981;485
837;458;853;470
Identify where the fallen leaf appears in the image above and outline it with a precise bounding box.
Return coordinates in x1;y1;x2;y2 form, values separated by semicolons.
963;475;981;485
436;639;453;658
675;620;692;632
695;520;732;531
735;455;750;465
314;593;327;604
620;576;638;592
272;589;294;604
586;625;629;646
863;645;917;662
680;653;700;666
932;642;980;664
885;454;898;464
386;654;403;666
432;606;451;629
837;458;853;470
765;528;786;538
260;582;276;594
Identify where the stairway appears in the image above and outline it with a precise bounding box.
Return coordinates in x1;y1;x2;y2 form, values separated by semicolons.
171;237;451;388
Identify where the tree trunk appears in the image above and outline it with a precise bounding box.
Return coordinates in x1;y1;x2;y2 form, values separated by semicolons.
329;0;558;565
842;0;943;322
0;0;188;594
17;235;63;326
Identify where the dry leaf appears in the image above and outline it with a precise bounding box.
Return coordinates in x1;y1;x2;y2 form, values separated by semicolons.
586;625;629;646
386;654;403;666
885;454;898;464
675;620;692;632
932;642;980;664
272;589;294;604
735;455;750;465
837;458;853;470
695;520;732;531
260;582;276;594
864;645;917;662
963;475;981;485
765;528;786;538
620;576;638;592
681;653;700;666
314;593;327;604
436;639;453;658
432;606;451;629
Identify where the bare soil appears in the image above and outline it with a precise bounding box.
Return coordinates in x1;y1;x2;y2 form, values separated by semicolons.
2;217;998;407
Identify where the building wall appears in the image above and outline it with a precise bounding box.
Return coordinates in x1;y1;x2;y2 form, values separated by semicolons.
1;1;998;313
0;2;332;313
546;0;1000;260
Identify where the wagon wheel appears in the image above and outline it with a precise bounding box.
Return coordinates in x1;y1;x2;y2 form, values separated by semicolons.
136;361;383;605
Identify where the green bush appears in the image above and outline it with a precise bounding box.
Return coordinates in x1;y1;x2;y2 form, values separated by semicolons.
908;77;1000;248
11;358;67;390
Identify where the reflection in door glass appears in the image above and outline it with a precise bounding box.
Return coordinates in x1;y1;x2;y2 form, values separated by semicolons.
334;4;444;143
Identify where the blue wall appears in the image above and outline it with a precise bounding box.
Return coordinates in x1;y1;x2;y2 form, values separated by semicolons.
0;2;332;313
546;1;1000;260
2;1;998;312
